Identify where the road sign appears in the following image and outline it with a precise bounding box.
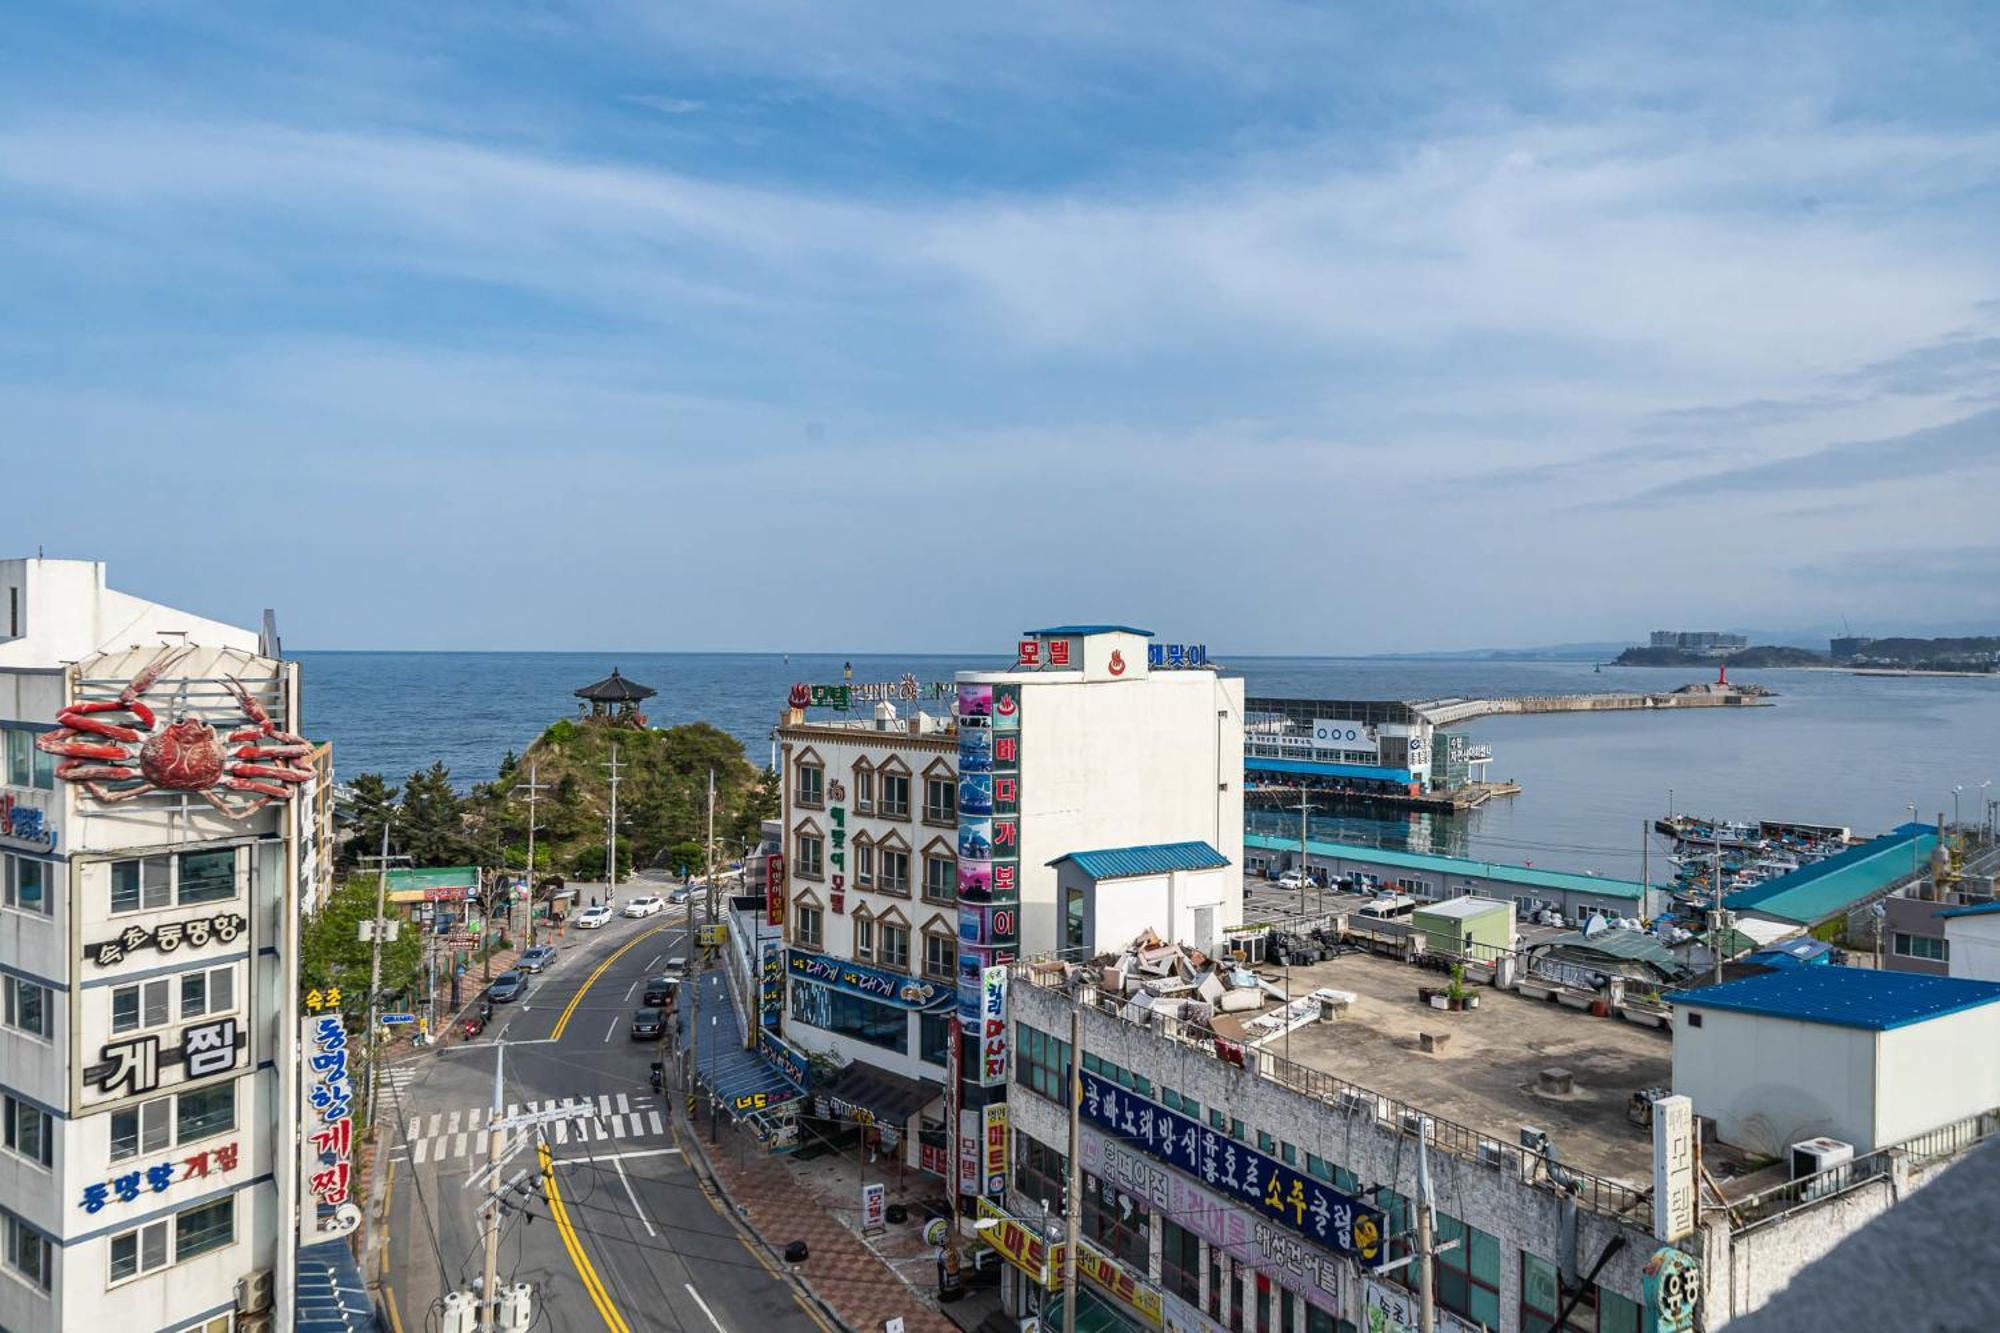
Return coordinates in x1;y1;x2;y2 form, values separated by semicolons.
380;1013;416;1025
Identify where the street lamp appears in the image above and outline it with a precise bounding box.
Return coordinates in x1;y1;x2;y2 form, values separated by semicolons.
1952;785;1964;831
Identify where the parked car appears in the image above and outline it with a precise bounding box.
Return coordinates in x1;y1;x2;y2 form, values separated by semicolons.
667;886;692;905
630;1006;667;1040
623;894;664;918
487;970;531;1003
642;975;681;1008
575;904;613;929
516;945;557;973
1276;869;1309;889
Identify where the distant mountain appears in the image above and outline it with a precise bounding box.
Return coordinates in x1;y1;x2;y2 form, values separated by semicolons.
1362;641;1633;662
1613;644;1826;668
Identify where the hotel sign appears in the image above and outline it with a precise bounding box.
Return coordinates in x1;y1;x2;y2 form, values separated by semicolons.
1652;1094;1696;1242
1078;1071;1385;1266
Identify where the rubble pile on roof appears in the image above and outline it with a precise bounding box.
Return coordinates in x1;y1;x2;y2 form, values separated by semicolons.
1034;930;1350;1042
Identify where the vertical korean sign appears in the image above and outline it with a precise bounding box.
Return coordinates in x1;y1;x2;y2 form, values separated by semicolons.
300;1010;361;1241
978;965;1009;1087
766;852;787;928
1651;1094;1695;1242
957;682;1019;1022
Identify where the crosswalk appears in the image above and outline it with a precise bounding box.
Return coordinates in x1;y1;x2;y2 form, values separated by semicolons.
393;1093;666;1165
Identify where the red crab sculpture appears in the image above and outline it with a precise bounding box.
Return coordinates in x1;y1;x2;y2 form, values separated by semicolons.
36;646;316;819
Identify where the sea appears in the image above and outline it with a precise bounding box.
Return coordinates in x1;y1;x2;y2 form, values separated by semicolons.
293;651;1999;883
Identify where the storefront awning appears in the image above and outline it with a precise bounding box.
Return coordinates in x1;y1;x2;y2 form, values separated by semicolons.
1042;1287;1147;1333
296;1238;383;1332
683;973;801;1116
814;1062;942;1127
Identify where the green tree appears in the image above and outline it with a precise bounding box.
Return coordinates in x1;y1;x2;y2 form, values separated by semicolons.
400;762;473;867
341;772;396;870
301;877;424;1018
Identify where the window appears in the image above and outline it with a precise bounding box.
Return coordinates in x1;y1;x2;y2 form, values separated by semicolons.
854;840;875;889
110;1219;169;1283
794;760;824;809
1281;1141;1298;1166
924;929;957;983
1014;1133;1066;1212
788;980;905;1051
2;978;50;1039
923;775;956;825
796;902;824;950
1521;1250;1642;1333
3;856;51;916
879;772;910;820
1306;1153;1333;1183
1893;933;1949;962
854;913;876;963
1258;1130;1276;1154
1084;1171;1150;1268
879;848;911;897
853;764;875;814
181;965;236;1019
880;920;911;972
4;731;30;787
112;978;171;1034
111;1098;172;1161
1434;1215;1501;1329
920;1010;954;1067
2;1096;52;1168
174;1196;235;1261
923;851;956;903
176;1082;236;1143
110;856;171;913
1162;1219;1202;1304
3;1213;51;1292
176;849;236;905
796;832;823;880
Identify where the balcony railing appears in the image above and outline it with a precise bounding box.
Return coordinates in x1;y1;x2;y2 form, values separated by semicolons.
1729;1109;2000;1232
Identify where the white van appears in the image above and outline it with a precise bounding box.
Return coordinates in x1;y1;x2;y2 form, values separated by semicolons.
1357;893;1419;921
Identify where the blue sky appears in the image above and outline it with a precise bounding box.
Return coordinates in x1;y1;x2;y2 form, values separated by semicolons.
4;2;1998;652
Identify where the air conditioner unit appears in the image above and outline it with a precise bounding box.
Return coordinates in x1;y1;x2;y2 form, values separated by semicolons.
235;1315;273;1333
236;1268;274;1314
1791;1137;1855;1198
1334;1089;1371;1118
1398;1111;1425;1137
1476;1139;1506;1169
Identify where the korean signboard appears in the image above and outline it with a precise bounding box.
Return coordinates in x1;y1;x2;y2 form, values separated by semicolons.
983;1100;1009;1195
790;677;956;712
0;790;57;852
1644;1246;1702;1333
84;1019;244;1108
973;1197;1165;1329
1652;1094;1696;1242
760;943;785;1030
87;911;247;968
862;1182;887;1231
756;1027;811;1092
1015;637;1078;669
301;1012;361;1240
958;1108;982;1196
80;1140;240;1216
788;947;950;1010
1145;643;1210;670
766;852;787;927
977;966;1009;1087
1078;1071;1385;1266
958;681;1020;1025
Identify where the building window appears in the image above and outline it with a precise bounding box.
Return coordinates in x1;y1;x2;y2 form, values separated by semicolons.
176;1081;237;1144
796;833;823;880
111;1098;172;1161
6;730;58;789
2;977;50;1039
111;855;172;913
795;761;824;809
924;929;957;983
796;903;824;950
923;851;956;903
854;840;876;889
920;1010;954;1067
2;1096;52;1168
1434;1215;1501;1329
923;776;956;826
1162;1219;1202;1304
112;978;172;1034
879;848;911;897
1084;1172;1150;1268
110;1219;170;1284
879;771;911;820
177;849;236;905
788;980;905;1051
174;1196;235;1261
1521;1250;1642;1333
1892;933;1949;962
3;855;52;916
3;1212;51;1292
1015;1023;1070;1102
880;920;911;972
1014;1133;1067;1213
854;912;876;963
181;965;237;1020
853;763;875;814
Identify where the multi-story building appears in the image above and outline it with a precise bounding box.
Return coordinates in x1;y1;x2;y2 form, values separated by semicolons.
0;557;313;1332
1649;631;1748;656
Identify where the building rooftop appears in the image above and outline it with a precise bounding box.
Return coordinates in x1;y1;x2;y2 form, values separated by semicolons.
1022;624;1154;637
1245;832;1659;901
1674;967;2000;1032
1413;896;1510;921
1725;823;1938;925
1051;841;1231;880
574;667;656;703
1938;900;2000;919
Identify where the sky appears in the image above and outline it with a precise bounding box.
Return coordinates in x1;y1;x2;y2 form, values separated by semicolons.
4;2;1998;653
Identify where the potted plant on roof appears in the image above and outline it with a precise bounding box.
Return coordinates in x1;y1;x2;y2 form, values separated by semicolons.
1447;963;1479;1010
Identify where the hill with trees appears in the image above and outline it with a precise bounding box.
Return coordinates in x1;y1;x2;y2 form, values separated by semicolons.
1612;644;1825;668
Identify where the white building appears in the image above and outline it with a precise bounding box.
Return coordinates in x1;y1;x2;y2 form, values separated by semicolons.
1940;901;2000;983
0;558;309;1332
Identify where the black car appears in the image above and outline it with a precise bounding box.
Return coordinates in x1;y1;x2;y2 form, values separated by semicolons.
630;1006;666;1040
517;945;557;973
641;975;680;1008
487;970;530;1003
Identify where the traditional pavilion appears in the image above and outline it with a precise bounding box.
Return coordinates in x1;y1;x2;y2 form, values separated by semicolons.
574;667;656;725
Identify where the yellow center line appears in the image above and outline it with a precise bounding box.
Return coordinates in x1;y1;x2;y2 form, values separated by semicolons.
550;922;672;1041
542;1142;632;1333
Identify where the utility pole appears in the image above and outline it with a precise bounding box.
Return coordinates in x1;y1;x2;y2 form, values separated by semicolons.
705;768;719;927
604;745;624;904
360;818;395;1133
1711;843;1724;986
1640;822;1649;921
1415;1117;1437;1333
1299;782;1310;913
480;1041;506;1331
514;763;548;948
1062;1000;1084;1333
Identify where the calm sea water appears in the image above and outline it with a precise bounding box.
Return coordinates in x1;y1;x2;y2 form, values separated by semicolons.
293;651;2000;881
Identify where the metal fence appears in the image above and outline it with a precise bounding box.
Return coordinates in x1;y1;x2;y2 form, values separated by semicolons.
1729;1109;2000;1232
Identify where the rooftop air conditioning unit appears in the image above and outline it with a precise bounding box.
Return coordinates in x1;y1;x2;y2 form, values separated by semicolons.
1398;1111;1425;1137
1791;1137;1855;1200
235;1315;273;1333
1334;1089;1371;1119
1476;1139;1507;1169
236;1268;274;1314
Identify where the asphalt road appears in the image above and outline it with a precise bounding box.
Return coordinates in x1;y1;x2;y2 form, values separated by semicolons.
380;906;822;1333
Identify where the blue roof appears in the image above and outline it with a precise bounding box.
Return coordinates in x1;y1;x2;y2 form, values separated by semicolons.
1937;900;2000;919
297;1238;382;1332
1246;755;1418;785
1245;832;1660;901
1746;938;1834;967
1725;825;1940;925
680;973;803;1107
1023;624;1154;637
1052;841;1231;880
1675;967;2000;1031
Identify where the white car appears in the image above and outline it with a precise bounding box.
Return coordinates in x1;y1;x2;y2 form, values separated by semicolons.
622;895;664;918
1276;870;1309;889
574;904;613;929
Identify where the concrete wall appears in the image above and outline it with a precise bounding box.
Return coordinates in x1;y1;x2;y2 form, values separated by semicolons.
1069;864;1233;956
1671;1007;1877;1154
1880;895;1950;975
0;559;257;668
1872;1004;2000;1146
1945;914;2000;982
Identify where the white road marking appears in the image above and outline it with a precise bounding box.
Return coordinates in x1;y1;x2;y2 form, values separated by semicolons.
613;1155;656;1237
447;1111;461;1135
452;1132;468;1158
616;1093;630;1115
426;1113;443;1137
413;1138;430;1165
604;1016;619;1043
646;953;662;969
498;1022;512;1039
624;980;638;1002
598;1094;613;1117
649;1110;664;1136
552;1120;568;1145
684;1283;728;1333
550;1146;681;1166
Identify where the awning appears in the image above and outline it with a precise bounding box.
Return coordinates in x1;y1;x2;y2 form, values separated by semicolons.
1041;1287;1148;1333
683;973;801;1116
296;1238;382;1332
813;1062;942;1127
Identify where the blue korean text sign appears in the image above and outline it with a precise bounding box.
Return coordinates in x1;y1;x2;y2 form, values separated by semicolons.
1078;1070;1386;1267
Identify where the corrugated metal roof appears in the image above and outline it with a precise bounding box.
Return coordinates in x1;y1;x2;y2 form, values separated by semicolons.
1413;896;1511;921
1246;756;1418;784
296;1238;382;1332
1023;624;1154;637
1726;826;1939;925
1546;927;1680;968
1674;968;2000;1031
1937;900;2000;919
1245;832;1658;901
1051;841;1231;880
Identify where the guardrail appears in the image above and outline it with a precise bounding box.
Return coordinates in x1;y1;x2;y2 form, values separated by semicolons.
1729;1109;2000;1232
